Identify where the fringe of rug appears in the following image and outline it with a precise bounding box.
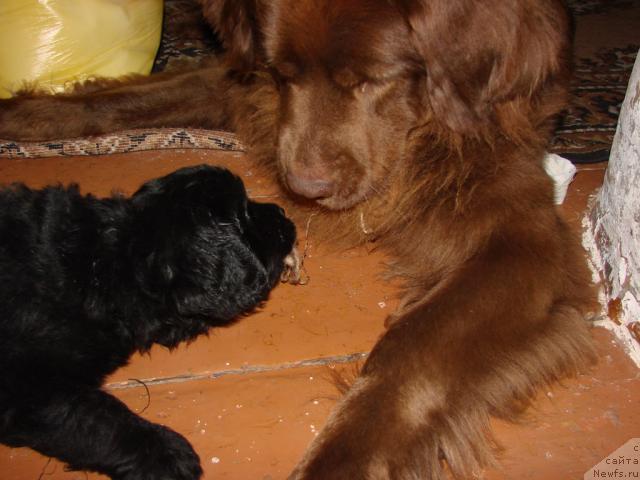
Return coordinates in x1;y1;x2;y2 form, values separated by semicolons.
0;128;244;159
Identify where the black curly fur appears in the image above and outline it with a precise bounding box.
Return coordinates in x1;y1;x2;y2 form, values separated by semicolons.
0;164;296;480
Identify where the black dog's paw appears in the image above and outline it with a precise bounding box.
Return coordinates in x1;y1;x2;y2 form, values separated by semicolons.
117;424;203;480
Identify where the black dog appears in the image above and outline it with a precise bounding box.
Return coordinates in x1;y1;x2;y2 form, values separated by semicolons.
0;165;297;479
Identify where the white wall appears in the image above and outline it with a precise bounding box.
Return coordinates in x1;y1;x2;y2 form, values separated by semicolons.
584;50;640;367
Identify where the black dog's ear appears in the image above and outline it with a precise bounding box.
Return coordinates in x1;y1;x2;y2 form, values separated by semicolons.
129;166;274;324
398;0;570;134
201;0;264;71
166;232;272;321
132;213;272;322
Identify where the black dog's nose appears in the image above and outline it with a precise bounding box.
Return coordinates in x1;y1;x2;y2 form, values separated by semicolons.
286;172;334;199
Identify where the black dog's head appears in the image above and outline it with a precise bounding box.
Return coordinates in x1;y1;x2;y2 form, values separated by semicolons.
128;165;296;340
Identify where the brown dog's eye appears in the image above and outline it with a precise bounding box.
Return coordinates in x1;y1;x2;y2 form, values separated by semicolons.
272;62;300;83
333;68;365;90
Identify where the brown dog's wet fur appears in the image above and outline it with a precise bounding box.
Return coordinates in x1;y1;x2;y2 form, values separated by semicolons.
0;1;597;478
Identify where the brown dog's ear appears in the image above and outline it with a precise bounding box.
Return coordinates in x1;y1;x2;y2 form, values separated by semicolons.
201;0;262;71
399;0;570;134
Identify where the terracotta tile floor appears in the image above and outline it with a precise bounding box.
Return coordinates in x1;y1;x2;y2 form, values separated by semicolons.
0;150;638;479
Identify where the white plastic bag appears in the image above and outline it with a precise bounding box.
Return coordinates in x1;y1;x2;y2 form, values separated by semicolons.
543;153;578;205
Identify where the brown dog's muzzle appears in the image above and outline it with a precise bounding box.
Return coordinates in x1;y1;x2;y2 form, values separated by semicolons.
285;171;335;199
281;150;367;210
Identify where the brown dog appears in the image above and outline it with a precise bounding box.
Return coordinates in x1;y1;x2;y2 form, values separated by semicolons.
0;1;596;478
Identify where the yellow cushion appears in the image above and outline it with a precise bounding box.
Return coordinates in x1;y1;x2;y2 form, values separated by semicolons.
0;0;163;98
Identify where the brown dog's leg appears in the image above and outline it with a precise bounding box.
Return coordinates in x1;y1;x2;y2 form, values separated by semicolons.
0;66;232;141
289;216;596;480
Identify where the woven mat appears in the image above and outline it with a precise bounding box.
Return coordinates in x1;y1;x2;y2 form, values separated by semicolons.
0;129;244;159
1;0;638;161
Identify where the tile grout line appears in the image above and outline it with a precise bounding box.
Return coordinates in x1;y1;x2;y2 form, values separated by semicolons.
105;352;369;390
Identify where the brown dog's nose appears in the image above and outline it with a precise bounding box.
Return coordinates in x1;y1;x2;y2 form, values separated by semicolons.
286;172;334;199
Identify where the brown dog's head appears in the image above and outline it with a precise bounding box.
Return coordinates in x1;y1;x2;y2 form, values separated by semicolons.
203;0;569;210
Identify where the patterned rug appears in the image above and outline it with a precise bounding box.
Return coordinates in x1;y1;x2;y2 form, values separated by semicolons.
1;0;638;161
551;0;640;162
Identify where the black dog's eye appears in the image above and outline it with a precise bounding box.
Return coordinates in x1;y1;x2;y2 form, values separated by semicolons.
243;204;252;225
241;201;262;231
242;196;250;214
161;264;174;282
229;197;250;231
